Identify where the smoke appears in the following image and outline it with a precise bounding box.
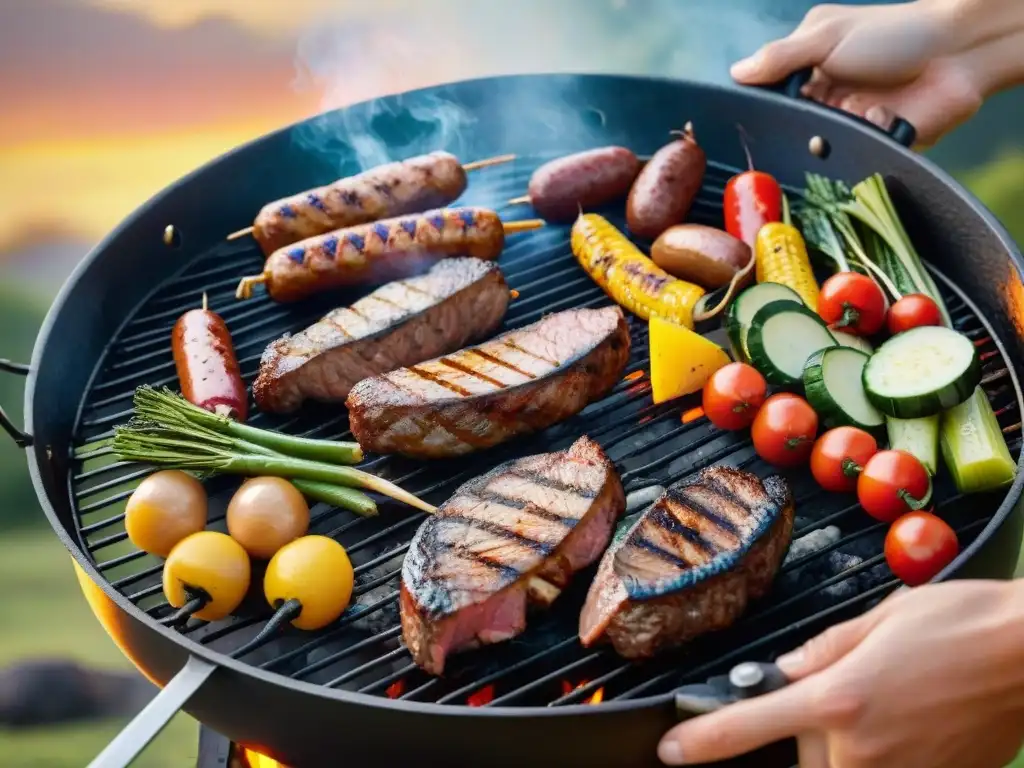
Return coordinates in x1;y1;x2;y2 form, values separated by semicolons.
288;0;805;172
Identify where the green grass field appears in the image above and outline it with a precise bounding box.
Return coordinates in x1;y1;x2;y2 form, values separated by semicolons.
0;529;196;768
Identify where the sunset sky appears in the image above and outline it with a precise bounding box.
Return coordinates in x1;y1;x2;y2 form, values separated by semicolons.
0;0;809;259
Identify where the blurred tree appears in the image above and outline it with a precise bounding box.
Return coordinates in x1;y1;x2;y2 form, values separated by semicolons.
0;282;48;529
959;151;1024;247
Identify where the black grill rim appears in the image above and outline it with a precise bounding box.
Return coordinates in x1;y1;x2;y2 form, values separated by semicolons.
22;72;1024;718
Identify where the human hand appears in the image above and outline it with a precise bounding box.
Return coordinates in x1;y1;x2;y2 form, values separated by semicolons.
730;0;989;147
657;580;1024;767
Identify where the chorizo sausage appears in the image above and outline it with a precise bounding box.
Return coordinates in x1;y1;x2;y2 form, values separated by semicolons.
626;123;706;240
526;146;641;221
172;297;248;421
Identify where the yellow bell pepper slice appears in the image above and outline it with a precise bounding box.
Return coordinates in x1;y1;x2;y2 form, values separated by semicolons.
649;316;731;404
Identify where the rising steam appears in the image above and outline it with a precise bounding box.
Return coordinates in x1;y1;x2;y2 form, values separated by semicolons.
288;0;798;172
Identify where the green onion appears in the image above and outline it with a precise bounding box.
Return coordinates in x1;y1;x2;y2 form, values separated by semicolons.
290;480;378;517
132;386;363;465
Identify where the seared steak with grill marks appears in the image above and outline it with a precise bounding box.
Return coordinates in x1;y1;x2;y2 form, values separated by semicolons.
401;436;625;675
346;306;630;459
253;258;508;413
579;466;793;659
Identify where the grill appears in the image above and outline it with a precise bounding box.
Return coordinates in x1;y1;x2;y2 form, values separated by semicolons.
12;73;1024;768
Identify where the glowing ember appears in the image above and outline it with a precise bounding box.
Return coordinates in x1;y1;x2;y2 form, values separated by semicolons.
681;406;705;423
510;289;520;299
386;679;406;699
624;370;645;382
467;684;495;707
240;746;288;768
560;679;606;705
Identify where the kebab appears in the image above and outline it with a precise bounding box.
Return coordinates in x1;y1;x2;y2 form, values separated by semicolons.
234;206;543;303
227;151;516;255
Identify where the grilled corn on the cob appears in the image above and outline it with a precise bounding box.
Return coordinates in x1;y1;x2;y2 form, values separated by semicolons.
754;196;819;309
571;213;706;328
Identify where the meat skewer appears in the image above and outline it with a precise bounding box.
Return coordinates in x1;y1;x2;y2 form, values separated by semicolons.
253;258;510;413
172;293;249;422
401;435;626;675
227;152;516;254
235;207;543;303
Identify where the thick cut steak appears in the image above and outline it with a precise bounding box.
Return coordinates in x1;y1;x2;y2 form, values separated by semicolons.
346;306;630;458
401;436;625;675
579;466;793;659
253;258;508;413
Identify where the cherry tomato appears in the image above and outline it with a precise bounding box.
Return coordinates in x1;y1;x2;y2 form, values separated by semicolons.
810;427;879;493
885;511;959;586
125;470;207;558
816;273;886;336
886;294;943;335
857;449;931;522
751;393;819;467
265;536;354;631
724;171;783;248
227;477;310;560
163;531;251;622
702;362;768;430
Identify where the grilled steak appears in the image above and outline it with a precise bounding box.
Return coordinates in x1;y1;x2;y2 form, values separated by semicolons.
346;306;630;459
253;258;508;413
401;436;625;675
579;466;793;659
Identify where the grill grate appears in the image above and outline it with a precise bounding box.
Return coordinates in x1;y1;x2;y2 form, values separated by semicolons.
69;152;1022;708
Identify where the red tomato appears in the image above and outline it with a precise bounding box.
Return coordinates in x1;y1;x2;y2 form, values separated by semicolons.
810;427;879;493
885;511;959;586
723;171;783;248
751;394;819;467
856;450;931;522
817;273;887;336
886;294;943;335
702;363;768;430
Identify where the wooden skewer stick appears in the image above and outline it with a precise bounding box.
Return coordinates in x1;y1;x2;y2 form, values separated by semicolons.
507;195;531;206
227;226;254;241
235;275;266;301
202;292;209;311
462;153;516;171
502;219;545;234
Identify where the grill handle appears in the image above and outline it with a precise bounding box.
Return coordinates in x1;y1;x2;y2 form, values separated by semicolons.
87;655;216;768
0;358;32;448
763;68;918;148
674;661;790;719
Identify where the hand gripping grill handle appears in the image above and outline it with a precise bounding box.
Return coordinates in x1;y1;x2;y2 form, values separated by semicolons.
0;358;32;448
674;661;790;718
761;67;918;148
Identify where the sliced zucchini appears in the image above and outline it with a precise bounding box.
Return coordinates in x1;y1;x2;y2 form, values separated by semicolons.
803;347;884;430
887;415;940;475
747;301;838;386
940;386;1017;494
726;282;803;362
831;329;874;355
862;326;981;419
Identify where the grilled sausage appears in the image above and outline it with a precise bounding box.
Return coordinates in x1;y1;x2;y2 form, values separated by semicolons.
626;123;707;240
526;147;641;221
651;224;752;289
172;298;248;421
251;152;469;255
237;207;535;303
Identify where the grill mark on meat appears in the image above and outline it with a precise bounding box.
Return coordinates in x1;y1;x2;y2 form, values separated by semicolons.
503;339;557;366
407;366;473;397
466;348;535;378
578;467;794;659
399;279;435;297
346;306;369;320
361;293;405;309
401;436;625;674
322;316;354;339
438;357;506;389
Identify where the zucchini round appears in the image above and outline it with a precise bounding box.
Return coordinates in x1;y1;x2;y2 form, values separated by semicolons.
862;326;981;419
803;347;885;430
746;300;837;386
830;329;874;355
726;282;803;363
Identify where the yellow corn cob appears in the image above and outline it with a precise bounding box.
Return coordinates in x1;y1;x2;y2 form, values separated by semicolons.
571;213;706;329
754;221;820;309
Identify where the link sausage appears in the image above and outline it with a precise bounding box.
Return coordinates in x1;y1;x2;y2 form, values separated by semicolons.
526;147;641;221
651;224;751;289
251;152;469;255
626;124;706;240
172;298;248;422
237;207;538;303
